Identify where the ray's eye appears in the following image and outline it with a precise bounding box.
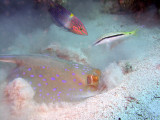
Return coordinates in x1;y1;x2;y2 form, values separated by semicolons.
87;75;99;86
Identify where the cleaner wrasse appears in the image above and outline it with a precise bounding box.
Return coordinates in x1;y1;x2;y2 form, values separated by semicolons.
93;29;137;48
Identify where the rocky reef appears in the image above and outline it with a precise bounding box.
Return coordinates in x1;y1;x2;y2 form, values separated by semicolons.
100;0;160;15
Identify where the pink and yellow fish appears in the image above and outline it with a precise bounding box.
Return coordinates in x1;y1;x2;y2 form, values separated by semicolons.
48;0;88;35
0;55;106;103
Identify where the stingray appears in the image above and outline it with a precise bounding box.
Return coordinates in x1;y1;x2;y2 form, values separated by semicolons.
0;55;106;103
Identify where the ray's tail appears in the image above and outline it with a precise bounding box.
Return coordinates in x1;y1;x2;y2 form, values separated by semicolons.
0;55;16;63
0;55;23;65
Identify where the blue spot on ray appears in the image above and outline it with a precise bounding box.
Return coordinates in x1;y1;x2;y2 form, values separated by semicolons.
80;89;83;91
79;83;82;85
43;78;46;81
28;68;31;71
30;75;34;77
39;75;43;77
73;79;76;82
53;88;57;91
62;80;66;83
72;73;75;76
56;74;59;77
51;77;55;80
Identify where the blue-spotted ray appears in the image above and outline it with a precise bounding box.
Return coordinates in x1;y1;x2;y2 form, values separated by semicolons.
0;55;106;103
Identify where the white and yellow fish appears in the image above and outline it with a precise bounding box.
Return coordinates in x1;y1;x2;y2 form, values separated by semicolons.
93;29;137;48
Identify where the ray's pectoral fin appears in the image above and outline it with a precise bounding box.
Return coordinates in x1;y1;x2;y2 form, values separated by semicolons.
0;55;23;81
7;67;21;81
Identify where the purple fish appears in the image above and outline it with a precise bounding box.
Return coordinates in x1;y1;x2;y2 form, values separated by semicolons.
48;0;88;35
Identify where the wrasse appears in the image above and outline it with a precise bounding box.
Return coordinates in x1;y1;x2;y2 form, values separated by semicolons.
0;55;106;103
93;30;137;48
48;0;88;35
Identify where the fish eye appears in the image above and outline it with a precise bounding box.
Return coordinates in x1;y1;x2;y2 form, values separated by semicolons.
79;27;83;31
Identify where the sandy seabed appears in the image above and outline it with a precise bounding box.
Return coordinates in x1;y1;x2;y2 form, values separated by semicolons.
0;50;159;120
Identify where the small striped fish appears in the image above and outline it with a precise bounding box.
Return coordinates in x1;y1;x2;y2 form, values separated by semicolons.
93;30;137;48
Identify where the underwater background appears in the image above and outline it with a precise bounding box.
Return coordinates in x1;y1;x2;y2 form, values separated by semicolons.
0;0;159;120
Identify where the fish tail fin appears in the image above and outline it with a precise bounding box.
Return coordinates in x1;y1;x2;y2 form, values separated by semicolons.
134;28;138;34
47;0;55;7
133;25;145;35
131;28;139;35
